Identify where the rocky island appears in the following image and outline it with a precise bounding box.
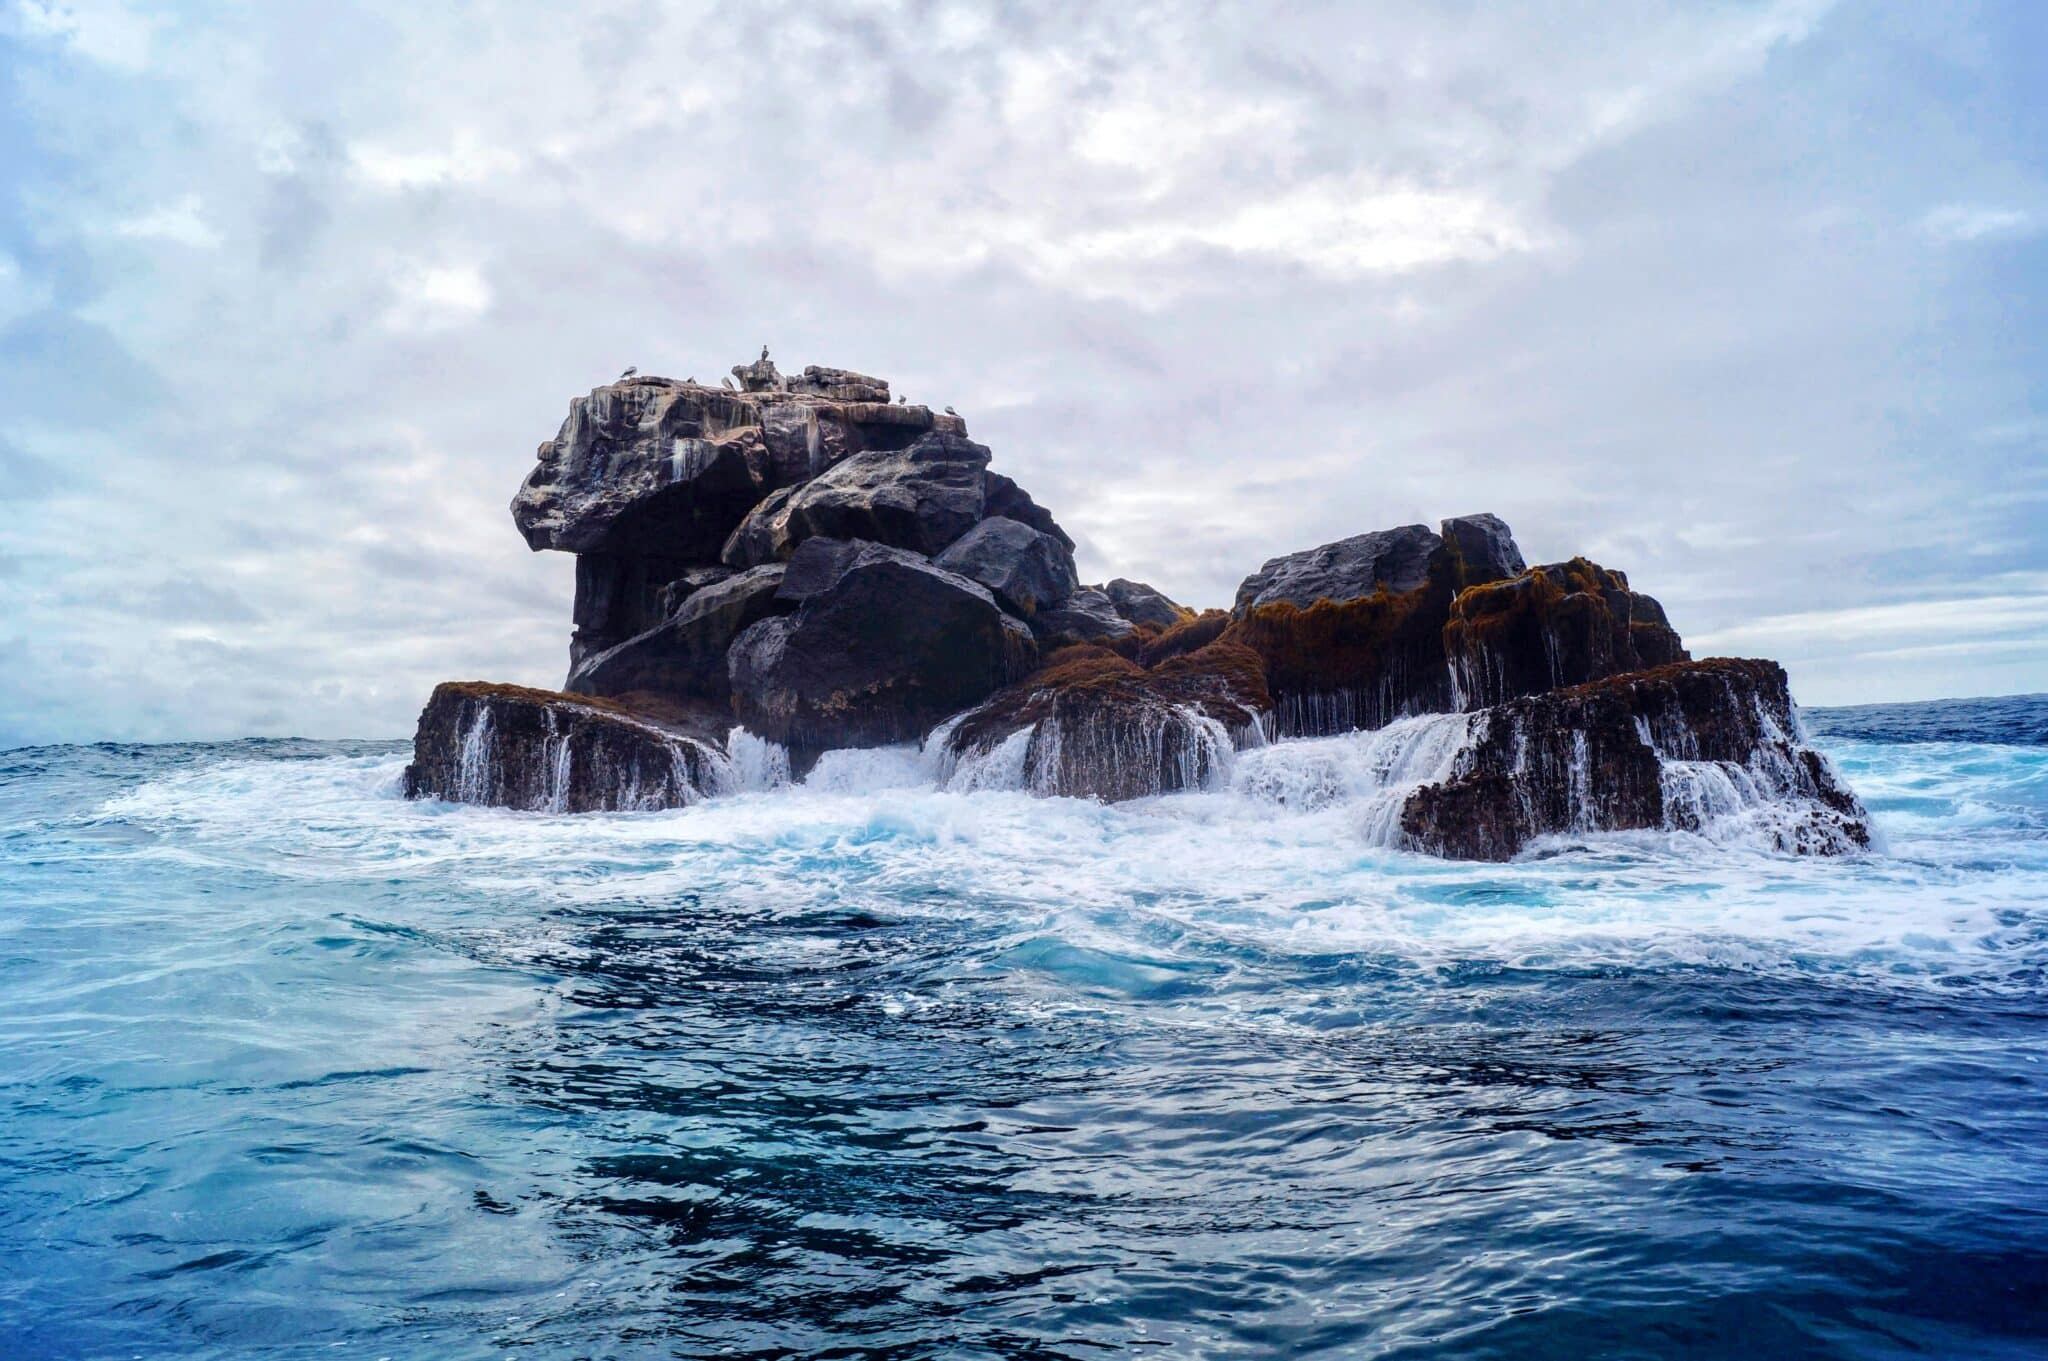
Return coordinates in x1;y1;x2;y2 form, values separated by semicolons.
404;353;1867;859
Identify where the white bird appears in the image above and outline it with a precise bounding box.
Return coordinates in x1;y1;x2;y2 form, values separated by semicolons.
721;376;737;390
619;366;637;380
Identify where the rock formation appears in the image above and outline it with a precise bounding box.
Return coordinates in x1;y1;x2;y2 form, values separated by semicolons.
1400;659;1868;859
403;354;1866;862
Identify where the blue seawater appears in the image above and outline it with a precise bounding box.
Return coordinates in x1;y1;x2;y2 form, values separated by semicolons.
1;699;2045;1360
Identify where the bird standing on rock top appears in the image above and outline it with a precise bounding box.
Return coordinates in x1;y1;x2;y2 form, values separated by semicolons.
944;405;957;416
618;366;637;380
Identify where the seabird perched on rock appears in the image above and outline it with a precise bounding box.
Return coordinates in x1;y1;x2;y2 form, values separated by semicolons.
760;345;771;362
897;395;907;404
721;376;736;390
944;405;958;416
619;366;637;380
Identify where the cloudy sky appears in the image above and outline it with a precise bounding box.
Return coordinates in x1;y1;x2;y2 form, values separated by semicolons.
2;0;2044;745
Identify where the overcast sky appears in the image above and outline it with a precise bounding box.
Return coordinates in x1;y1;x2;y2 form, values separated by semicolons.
2;0;2044;745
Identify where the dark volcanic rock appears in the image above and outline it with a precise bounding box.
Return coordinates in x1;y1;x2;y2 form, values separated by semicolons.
1443;557;1688;709
727;537;1038;749
1439;513;1526;588
939;642;1272;801
403;682;731;812
1101;578;1191;630
1216;515;1676;737
722;430;989;564
1400;658;1869;860
567;565;788;702
935;516;1079;617
570;552;700;671
1032;587;1137;648
984;471;1074;550
513;379;770;558
1233;524;1442;613
656;564;738;618
1221;570;1459;736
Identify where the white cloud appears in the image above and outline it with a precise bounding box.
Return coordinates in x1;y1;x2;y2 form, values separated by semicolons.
13;0;158;70
1921;203;2040;243
383;261;492;332
108;194;222;248
347;133;524;191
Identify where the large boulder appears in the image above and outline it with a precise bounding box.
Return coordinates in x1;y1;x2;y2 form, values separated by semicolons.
1100;578;1191;630
935;641;1271;801
934;516;1078;617
1031;587;1137;649
1438;513;1527;589
1442;557;1688;709
722;430;989;565
1233;524;1443;613
1400;658;1869;860
567;565;788;702
403;682;732;812
727;537;1039;749
984;471;1074;550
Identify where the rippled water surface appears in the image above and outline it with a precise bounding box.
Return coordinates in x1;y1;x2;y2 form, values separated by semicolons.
3;696;2046;1359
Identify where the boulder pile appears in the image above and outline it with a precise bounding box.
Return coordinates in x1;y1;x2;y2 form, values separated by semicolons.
403;354;1866;860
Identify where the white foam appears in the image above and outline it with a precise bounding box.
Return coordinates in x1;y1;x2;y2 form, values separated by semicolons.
89;726;2048;994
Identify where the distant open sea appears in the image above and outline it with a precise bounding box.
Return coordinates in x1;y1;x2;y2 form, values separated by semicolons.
2;694;2044;1359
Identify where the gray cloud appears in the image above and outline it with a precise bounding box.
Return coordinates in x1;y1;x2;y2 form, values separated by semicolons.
0;0;2044;745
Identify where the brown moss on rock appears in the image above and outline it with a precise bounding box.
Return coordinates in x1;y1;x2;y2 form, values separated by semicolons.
1442;558;1688;710
1139;609;1231;666
1219;576;1457;736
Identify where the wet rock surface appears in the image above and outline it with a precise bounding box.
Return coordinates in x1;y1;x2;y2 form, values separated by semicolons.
1400;659;1869;860
411;354;1859;860
727;537;1038;751
403;682;731;812
937;641;1271;802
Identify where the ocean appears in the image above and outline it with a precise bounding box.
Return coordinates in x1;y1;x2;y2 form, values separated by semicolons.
2;695;2044;1359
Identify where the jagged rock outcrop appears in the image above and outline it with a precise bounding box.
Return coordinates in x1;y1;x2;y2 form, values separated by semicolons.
407;353;1862;863
403;682;732;812
727;537;1039;750
1400;659;1868;859
935;516;1079;618
515;375;971;674
935;641;1270;801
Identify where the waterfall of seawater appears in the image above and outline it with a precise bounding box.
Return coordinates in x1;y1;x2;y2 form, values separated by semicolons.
1230;712;1476;845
